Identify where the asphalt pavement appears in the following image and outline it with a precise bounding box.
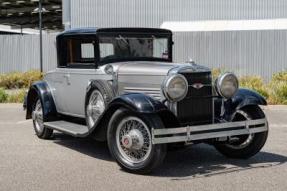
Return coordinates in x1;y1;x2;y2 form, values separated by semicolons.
0;104;286;191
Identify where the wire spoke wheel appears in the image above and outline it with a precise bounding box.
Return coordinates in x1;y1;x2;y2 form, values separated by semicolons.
87;90;105;128
108;109;167;173
214;106;268;159
33;100;44;134
116;116;152;164
226;110;254;149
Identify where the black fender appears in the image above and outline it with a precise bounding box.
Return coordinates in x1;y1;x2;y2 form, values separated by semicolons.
90;93;179;141
25;81;57;121
224;88;267;119
108;93;167;113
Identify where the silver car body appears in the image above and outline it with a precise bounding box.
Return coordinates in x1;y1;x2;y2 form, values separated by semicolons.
42;60;268;145
44;61;207;118
45;66;111;118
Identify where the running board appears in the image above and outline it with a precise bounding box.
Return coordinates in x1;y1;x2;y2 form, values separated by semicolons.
44;121;89;137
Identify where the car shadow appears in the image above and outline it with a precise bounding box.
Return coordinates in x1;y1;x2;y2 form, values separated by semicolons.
53;132;113;161
152;144;287;179
52;132;287;178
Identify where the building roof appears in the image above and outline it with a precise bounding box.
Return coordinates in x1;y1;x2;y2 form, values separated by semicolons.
0;0;62;32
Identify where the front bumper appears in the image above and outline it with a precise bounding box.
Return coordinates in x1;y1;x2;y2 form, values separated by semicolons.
152;118;268;144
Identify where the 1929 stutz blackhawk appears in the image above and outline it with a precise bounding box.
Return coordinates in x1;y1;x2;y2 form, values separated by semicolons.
24;28;268;174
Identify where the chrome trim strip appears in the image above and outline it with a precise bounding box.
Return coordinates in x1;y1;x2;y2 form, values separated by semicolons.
58;111;85;119
123;87;162;100
188;84;212;87
152;118;268;144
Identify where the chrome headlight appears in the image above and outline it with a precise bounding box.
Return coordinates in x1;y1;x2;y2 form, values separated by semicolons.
216;72;239;99
162;74;188;102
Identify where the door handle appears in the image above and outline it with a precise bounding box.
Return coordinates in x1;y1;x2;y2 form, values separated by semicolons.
63;74;71;85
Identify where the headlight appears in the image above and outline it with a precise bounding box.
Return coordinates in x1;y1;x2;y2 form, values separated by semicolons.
162;74;188;102
216;72;239;99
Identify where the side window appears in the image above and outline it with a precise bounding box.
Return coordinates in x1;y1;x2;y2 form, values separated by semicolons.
153;38;168;59
81;43;94;59
66;38;95;67
99;43;114;59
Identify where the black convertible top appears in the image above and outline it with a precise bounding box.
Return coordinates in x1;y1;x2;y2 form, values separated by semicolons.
57;27;172;40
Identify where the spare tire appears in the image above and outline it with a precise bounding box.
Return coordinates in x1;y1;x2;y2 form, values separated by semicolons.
85;80;115;129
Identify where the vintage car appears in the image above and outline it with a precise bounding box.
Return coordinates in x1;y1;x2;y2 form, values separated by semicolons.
24;28;268;174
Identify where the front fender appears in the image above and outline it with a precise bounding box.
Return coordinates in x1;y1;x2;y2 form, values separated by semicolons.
231;88;267;110
90;93;179;141
108;93;168;113
26;81;57;121
223;88;267;118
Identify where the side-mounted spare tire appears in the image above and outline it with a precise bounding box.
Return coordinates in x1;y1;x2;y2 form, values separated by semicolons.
85;80;115;129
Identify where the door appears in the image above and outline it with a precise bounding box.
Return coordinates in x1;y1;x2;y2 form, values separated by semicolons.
60;37;111;117
45;68;70;114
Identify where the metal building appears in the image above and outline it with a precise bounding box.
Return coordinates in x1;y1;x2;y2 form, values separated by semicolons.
1;0;287;80
64;0;287;80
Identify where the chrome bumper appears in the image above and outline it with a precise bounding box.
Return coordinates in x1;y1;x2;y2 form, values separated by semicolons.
152;118;268;144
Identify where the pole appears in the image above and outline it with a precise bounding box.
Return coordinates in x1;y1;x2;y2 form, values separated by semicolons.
39;0;43;72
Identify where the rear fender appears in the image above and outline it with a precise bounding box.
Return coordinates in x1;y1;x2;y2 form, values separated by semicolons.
25;81;57;121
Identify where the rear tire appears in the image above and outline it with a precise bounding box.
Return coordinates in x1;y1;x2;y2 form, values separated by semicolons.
214;105;268;159
32;99;53;139
107;108;167;174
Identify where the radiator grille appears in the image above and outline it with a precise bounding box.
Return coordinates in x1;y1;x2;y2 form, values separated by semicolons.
177;72;213;125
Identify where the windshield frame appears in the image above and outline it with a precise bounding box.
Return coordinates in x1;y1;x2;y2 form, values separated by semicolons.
97;32;173;65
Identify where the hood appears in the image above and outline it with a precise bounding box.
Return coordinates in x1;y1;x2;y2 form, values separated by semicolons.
113;61;210;76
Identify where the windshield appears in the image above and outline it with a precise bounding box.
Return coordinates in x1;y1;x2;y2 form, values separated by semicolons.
98;34;171;63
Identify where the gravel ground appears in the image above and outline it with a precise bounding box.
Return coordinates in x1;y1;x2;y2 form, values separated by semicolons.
0;104;286;191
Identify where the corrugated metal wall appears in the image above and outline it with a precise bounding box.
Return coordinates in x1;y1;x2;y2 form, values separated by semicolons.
67;0;287;80
0;34;57;73
70;0;287;28
173;30;287;80
1;0;286;80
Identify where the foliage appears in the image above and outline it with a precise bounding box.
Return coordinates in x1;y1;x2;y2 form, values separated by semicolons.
212;68;222;80
0;88;8;103
212;68;287;104
239;76;269;99
0;70;43;89
268;71;287;104
6;89;26;103
271;71;287;82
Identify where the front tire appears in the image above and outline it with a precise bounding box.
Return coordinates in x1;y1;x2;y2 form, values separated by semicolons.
107;108;167;174
214;105;268;159
32;99;53;139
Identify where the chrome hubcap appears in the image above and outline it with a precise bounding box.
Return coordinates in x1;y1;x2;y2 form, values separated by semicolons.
32;100;44;133
116;117;152;163
226;110;254;149
87;90;105;128
121;129;145;150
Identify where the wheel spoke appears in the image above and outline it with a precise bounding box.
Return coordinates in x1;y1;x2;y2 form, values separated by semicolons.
33;100;44;133
116;117;152;164
226;110;254;149
87;90;105;127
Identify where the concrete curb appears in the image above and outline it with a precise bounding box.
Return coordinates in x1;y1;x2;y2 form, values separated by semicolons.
262;105;287;110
